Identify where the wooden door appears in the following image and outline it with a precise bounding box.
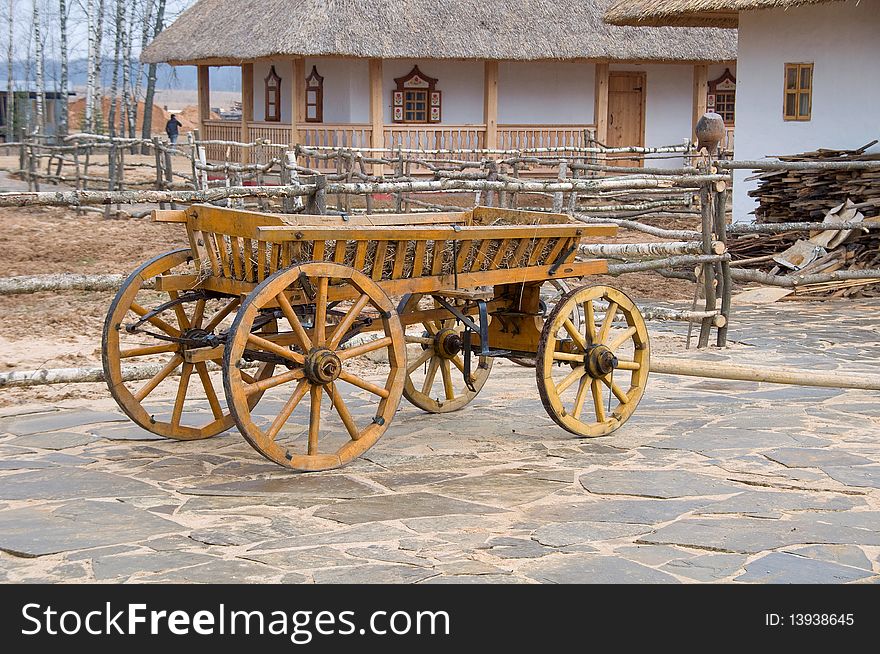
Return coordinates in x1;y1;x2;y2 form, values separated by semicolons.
607;72;646;166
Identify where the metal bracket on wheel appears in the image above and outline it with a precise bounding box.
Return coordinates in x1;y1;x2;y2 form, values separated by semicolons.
435;296;508;392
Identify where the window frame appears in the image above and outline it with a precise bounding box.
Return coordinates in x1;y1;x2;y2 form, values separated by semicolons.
784;63;813;122
392;66;441;124
304;65;324;123
707;68;736;125
264;65;282;123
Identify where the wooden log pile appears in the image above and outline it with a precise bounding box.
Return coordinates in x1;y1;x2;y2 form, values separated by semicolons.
748;141;880;223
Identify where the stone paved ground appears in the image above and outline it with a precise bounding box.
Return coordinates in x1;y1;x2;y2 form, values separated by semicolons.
1;300;879;584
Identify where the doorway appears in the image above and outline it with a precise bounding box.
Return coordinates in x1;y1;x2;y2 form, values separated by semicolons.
606;72;646;166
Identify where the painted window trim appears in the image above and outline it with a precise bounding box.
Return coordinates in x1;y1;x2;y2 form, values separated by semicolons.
264;65;282;123
783;63;813;122
707;68;736;125
304;65;324;123
392;65;441;124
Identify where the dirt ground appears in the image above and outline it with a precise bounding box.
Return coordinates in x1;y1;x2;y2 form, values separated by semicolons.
0;204;697;407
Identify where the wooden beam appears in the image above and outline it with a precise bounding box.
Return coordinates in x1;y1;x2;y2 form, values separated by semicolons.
369;59;384;151
197;65;211;132
594;63;609;146
241;63;254;163
692;64;708;140
483;60;499;150
293;58;306;146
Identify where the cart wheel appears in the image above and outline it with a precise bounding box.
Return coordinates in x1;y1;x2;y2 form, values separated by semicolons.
536;285;649;437
398;293;494;413
102;249;275;440
508;279;582;368
223;262;406;471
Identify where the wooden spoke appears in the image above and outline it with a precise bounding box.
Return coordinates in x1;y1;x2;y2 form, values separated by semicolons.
203;297;240;333
556;365;586;395
194;362;224;419
265;379;309;442
130;302;181;338
563;318;588;351
597;301;618;345
246;333;304;365
607;326;638;352
602;375;630;404
244;368;304;396
326;383;360;440
406;348;434;375
277;292;313;350
328;294;371;350
191;298;207;329
405;335;435;346
171;363;194;427
584;300;597;344
120;343;178;359
421;356;440;395
239;370;257;385
450;355;468;377
313;276;329;346
572;375;590;420
338;370;392;399
133;354;182;402
422;320;439;335
339;336;392;361
308;384;322;455
616;359;641;371
441;358;455;401
591;378;606;423
553;351;585;363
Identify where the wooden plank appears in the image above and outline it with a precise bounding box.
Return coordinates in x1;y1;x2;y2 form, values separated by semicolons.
391;240;407;279
293;57;306;146
369;58;384;153
151;209;188;223
353;241;368;273
372;241;388;280
311;240;326;262
256;240;266;282
489;238;511;270
509;238;532;268
431;240;446;275
333;239;347;264
198;65;211;130
455;240;474;271
230;236;244;279
243;238;256;281
213;233;232;278
256;224;614;242
483;61;499;150
412;240;427;278
470;239;493;273
595;63;609;146
527;238;550;266
693;64;709;141
471;206;571;225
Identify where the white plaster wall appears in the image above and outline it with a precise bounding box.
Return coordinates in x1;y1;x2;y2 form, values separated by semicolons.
498;62;595;124
303;58;369;123
610;63;701;168
733;0;880;221
382;60;484;124
253;60;293;123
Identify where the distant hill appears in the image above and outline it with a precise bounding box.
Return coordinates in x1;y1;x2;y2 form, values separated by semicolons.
1;57;242;93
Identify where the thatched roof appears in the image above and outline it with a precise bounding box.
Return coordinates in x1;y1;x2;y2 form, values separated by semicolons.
605;0;843;28
142;0;737;65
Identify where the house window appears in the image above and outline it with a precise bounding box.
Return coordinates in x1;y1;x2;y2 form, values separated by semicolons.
707;68;736;124
784;63;812;121
392;66;441;124
264;65;282;122
305;66;323;123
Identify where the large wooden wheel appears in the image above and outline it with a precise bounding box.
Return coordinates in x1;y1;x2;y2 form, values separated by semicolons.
102;249;275;440
223;262;406;471
399;293;494;413
536;285;650;437
508;279;582;368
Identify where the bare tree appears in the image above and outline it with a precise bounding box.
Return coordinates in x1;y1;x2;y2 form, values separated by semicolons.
5;0;14;141
106;0;122;136
84;0;105;132
32;0;45;135
140;0;164;143
121;0;134;138
58;0;69;138
132;0;154;138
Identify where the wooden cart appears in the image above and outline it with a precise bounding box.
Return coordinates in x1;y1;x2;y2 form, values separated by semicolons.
102;205;650;471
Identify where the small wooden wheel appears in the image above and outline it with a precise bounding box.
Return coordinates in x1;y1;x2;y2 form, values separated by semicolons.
536;285;650;437
398;293;494;413
508;279;582;368
102;249;274;440
223;262;406;471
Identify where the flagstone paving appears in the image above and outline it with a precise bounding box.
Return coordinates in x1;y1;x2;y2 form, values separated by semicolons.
0;300;879;583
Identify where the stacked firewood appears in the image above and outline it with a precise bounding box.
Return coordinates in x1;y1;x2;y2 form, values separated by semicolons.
748;142;880;223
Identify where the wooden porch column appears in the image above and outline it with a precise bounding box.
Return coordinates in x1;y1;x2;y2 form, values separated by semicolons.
240;63;254;162
197;65;211;133
293;57;306;146
692;64;708;141
483;60;499;150
369;58;384;151
594;62;609;146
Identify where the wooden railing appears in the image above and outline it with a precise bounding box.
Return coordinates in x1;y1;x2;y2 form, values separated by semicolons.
498;124;596;152
202;120;244;161
298;124;372;171
722;127;735;155
383;125;487;160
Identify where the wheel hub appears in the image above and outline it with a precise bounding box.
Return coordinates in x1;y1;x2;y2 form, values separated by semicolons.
435;328;462;359
304;348;342;385
585;344;618;378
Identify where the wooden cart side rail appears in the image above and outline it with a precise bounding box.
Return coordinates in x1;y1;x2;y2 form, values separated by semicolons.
254;224;617;242
471;206;572;225
153;259;608;302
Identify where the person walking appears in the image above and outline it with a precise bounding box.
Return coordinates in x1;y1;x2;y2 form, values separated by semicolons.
165;114;183;145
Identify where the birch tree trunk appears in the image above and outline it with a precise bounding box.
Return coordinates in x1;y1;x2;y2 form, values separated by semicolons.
5;0;14;142
58;0;69;138
106;0;123;136
121;0;134;139
85;0;96;132
132;0;155;140
140;0;165;145
32;0;45;135
92;0;105;132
